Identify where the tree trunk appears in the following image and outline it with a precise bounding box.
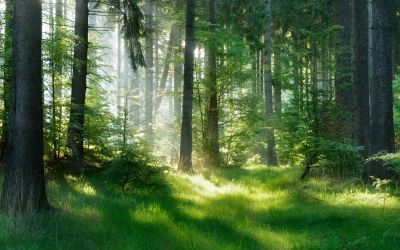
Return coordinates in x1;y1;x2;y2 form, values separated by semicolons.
368;0;395;179
67;0;89;170
174;25;183;124
144;0;154;145
204;0;220;168
154;28;175;113
263;0;278;166
352;0;370;157
273;44;282;114
117;25;122;118
178;0;196;172
334;0;353;139
1;0;49;212
0;0;13;162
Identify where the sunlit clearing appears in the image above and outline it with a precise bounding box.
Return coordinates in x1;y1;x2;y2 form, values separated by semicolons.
184;174;246;197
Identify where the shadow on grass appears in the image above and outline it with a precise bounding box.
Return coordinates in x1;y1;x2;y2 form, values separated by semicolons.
1;166;400;250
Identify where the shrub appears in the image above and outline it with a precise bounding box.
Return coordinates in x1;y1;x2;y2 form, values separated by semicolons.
102;147;169;193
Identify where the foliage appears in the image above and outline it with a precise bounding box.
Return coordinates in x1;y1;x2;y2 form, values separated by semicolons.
367;152;400;177
102;146;169;193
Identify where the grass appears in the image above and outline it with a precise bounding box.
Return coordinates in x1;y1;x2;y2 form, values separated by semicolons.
0;165;400;249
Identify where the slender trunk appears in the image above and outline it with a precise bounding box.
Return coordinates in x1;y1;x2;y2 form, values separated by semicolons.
1;0;13;162
273;45;282;114
144;0;154;145
50;1;57;159
352;0;370;157
117;25;122;118
368;0;395;179
205;0;220;168
54;0;63;158
1;0;49;212
263;0;278;166
178;0;196;172
67;0;89;170
334;0;353;139
154;28;175;113
133;71;141;129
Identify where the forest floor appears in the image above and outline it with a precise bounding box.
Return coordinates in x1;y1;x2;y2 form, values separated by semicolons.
1;165;400;250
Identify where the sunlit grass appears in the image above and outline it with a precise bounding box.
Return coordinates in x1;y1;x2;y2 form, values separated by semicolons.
1;165;400;249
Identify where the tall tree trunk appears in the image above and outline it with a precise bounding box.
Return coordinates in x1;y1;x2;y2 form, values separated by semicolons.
133;71;141;129
144;0;154;145
368;0;395;179
67;0;89;170
0;0;13;162
334;0;353;139
204;0;220;168
352;0;370;157
154;28;175;113
273;44;282;114
54;0;63;159
117;25;122;118
173;10;183;165
174;25;183;124
178;0;196;172
1;0;49;212
263;0;278;166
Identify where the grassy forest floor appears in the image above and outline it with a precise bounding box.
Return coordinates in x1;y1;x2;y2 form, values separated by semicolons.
1;165;400;250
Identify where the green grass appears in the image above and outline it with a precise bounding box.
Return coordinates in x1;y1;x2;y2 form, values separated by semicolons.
1;165;400;249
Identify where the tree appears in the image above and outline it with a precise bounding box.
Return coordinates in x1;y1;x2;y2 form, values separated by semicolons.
263;0;278;166
179;0;196;172
67;0;89;169
144;0;154;145
352;0;370;156
1;0;49;212
368;0;396;178
334;0;353;139
0;0;12;162
204;0;220;168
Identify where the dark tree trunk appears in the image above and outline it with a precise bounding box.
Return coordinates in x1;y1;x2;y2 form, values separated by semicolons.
352;0;370;157
173;3;183;165
174;24;183;125
334;0;353;139
144;0;154;145
178;0;196;172
368;0;395;179
273;45;282;114
0;0;49;212
67;0;89;170
204;0;220;168
263;0;278;166
0;0;13;162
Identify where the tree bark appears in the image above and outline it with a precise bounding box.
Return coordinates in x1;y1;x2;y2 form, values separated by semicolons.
352;0;370;156
1;0;49;212
0;0;13;162
67;0;89;170
204;0;220;168
144;0;154;145
368;0;395;179
334;0;353;139
263;0;278;166
178;0;196;172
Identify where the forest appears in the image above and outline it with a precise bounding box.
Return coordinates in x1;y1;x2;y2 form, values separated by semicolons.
0;0;400;249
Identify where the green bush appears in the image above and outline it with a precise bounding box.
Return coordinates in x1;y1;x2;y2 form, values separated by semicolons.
102;147;169;193
367;152;400;177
